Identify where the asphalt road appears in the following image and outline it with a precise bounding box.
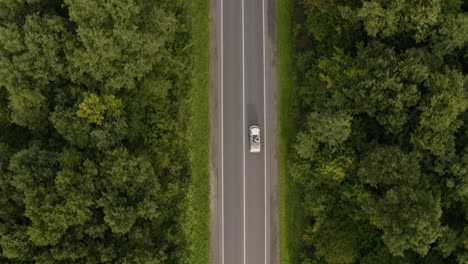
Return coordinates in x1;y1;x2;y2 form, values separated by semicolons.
210;0;278;263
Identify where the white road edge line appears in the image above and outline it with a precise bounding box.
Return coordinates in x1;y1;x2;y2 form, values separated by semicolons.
241;0;246;262
262;0;267;263
220;0;224;262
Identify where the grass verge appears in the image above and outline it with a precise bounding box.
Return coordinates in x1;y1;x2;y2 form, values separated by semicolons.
187;0;210;262
278;0;304;263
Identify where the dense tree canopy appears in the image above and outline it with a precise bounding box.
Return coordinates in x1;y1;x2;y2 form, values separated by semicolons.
0;0;193;262
292;0;468;263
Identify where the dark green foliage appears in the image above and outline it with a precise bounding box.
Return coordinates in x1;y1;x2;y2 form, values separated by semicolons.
9;88;49;131
358;147;442;256
0;0;193;262
291;0;468;262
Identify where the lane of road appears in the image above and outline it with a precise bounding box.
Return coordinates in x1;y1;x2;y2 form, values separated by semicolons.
221;0;244;262
244;0;267;263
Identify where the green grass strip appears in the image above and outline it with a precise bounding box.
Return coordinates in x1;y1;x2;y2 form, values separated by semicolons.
188;0;210;262
278;0;303;263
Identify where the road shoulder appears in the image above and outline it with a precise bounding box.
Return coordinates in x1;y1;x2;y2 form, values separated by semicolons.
209;0;221;262
267;0;280;263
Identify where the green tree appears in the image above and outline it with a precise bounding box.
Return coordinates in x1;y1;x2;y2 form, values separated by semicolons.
97;147;160;234
303;218;358;264
319;43;426;133
0;12;70;91
294;111;352;160
358;147;443;256
411;70;468;160
51;96;128;151
8;88;48;131
433;13;468;56
356;0;442;41
64;0;177;91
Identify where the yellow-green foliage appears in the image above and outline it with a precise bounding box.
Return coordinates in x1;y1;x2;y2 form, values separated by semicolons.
76;93;122;125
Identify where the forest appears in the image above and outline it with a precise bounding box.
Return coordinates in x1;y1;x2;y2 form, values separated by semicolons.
290;0;468;263
0;0;196;262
